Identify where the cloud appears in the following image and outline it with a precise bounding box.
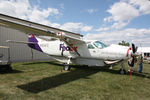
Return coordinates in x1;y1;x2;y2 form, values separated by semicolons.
103;1;139;30
60;22;82;32
81;26;93;32
0;0;30;19
105;2;139;22
0;0;60;25
94;0;150;46
60;22;93;32
111;21;129;29
51;23;61;28
103;0;150;30
84;28;150;46
0;0;93;33
27;6;59;25
87;9;98;14
129;0;150;15
96;27;109;32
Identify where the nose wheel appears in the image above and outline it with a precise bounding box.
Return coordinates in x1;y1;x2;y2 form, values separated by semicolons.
119;68;126;74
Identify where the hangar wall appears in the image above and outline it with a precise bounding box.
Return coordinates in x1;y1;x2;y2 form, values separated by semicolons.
0;25;51;63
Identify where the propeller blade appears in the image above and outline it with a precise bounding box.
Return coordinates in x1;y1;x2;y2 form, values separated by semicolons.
128;57;135;67
135;46;138;52
129;43;138;66
132;43;136;53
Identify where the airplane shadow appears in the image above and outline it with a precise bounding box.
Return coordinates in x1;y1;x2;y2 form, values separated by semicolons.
23;61;63;66
0;65;23;74
22;61;52;65
17;62;150;93
17;67;100;93
0;68;23;74
129;72;150;79
101;68;150;79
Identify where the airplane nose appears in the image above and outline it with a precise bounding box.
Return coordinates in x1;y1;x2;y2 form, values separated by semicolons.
128;50;132;58
126;47;131;58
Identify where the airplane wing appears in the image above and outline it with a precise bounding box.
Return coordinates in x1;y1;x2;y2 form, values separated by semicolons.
0;14;83;40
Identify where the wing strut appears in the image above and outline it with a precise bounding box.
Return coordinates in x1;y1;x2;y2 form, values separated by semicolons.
64;39;80;56
57;32;81;57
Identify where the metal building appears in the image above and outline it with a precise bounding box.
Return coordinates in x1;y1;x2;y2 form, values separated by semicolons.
137;47;150;60
0;25;52;63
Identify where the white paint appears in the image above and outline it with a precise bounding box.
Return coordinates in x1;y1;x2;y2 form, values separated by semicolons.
36;36;132;66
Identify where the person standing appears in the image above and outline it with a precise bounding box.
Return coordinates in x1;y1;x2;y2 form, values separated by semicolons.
138;54;143;73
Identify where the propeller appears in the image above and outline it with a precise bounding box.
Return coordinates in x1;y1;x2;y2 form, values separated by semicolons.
128;43;138;67
131;43;138;53
132;43;136;53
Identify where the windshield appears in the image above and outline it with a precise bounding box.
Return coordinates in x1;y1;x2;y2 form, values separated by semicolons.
93;41;107;49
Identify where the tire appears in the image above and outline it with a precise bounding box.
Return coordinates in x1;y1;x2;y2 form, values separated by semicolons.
119;68;126;74
63;64;71;71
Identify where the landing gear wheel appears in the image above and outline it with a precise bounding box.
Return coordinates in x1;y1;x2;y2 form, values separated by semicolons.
63;64;71;71
119;68;126;74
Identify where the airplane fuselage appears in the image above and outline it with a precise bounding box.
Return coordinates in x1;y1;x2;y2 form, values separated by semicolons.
28;36;132;66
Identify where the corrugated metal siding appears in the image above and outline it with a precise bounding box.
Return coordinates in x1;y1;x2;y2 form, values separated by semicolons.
0;25;51;63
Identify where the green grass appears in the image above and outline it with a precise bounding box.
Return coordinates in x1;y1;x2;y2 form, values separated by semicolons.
0;61;150;100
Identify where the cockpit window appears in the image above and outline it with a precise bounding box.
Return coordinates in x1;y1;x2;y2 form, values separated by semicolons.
88;44;95;49
93;41;107;49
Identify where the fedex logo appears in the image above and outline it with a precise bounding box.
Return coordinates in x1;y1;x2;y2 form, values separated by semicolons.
59;44;78;52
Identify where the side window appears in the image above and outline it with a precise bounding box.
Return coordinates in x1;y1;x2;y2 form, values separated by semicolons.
88;44;94;49
93;41;107;49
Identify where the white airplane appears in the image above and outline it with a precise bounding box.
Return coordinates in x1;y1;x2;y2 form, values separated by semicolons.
0;14;138;74
7;33;138;74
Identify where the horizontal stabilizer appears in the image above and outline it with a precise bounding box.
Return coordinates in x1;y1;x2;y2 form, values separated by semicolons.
6;40;35;44
0;46;9;48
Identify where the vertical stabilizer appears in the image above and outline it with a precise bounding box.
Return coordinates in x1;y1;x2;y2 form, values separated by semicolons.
28;34;43;52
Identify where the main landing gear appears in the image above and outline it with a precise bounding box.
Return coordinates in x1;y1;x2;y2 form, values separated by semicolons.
63;64;71;71
63;56;72;71
119;61;126;74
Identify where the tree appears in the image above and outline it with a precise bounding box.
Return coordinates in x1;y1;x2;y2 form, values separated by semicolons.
118;40;130;46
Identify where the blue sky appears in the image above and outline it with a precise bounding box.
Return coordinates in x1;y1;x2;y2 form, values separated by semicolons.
0;0;150;46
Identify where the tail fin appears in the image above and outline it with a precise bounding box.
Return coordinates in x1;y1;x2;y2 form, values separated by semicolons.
6;34;43;52
28;34;43;52
28;34;38;43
